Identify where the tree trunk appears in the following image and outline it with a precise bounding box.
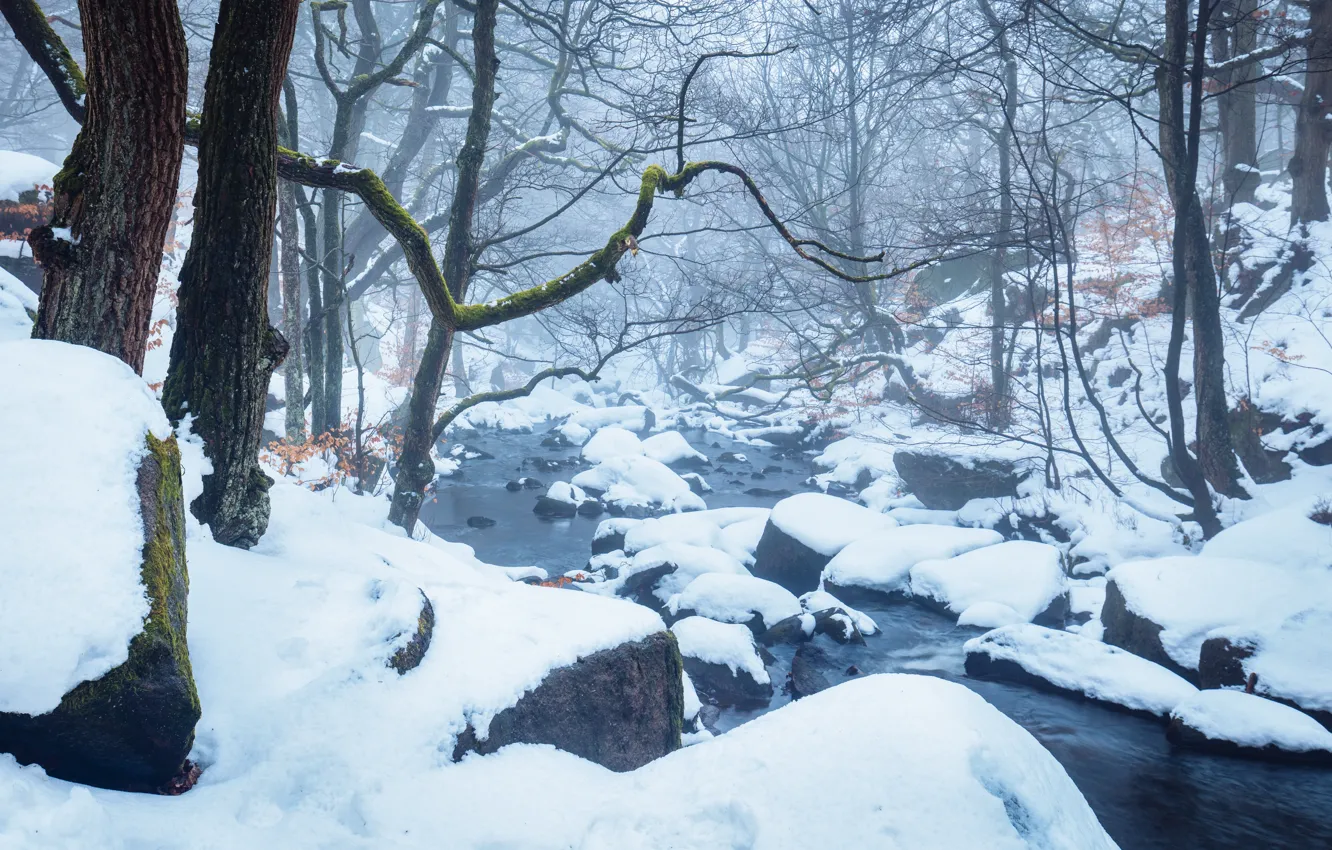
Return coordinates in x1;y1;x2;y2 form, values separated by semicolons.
388;0;500;532
1158;0;1227;536
1290;0;1332;226
1215;0;1260;208
281;76;325;431
28;0;187;374
162;0;299;549
981;0;1016;428
279;177;305;442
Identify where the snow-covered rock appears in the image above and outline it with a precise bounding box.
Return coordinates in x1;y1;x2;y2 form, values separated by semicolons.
753;493;897;594
0;267;36;342
0;341;172;715
667;573;801;631
671;616;773;708
0;150;57;202
910;541;1069;625
615;542;751;608
800;589;879;637
965;624;1198;717
822;524;1004;599
641;430;708;466
1168;689;1332;762
558;405;654;444
580;426;643;463
572;455;705;514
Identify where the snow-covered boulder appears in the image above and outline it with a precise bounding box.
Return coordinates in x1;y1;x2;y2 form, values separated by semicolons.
1198;609;1332;729
454;631;685;771
534;481;594;518
0;150;57;202
964;624;1198;717
0;340;199;791
558;404;655;444
641;430;708;467
800;589;879;638
822;524;1004;601
591;516;641;555
1101;556;1332;684
572;455;705;514
672;616;773;708
0;267;36;342
893;448;1027;510
1167;689;1332;763
615;543;750;611
580;426;643;463
667;573;801;633
909;540;1069;626
1201;503;1332;572
753;493;897;594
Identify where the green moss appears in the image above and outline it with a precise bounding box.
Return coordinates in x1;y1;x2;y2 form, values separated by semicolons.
56;434;200;728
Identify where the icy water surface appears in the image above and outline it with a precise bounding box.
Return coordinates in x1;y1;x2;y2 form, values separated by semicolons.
420;423;1332;850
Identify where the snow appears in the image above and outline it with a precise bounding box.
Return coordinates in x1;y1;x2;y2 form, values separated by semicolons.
720;515;768;562
571;455;705;513
0;266;37;342
670;616;771;685
454;401;535;432
910;541;1068;623
966;624;1199;716
558;405;652;445
1201;502;1332;572
1231;608;1332;713
640;430;707;465
1107;555;1332;671
822;524;1004;595
0;340;172;715
580;426;643;463
620;508;768;562
0;150;57;202
958;601;1026;628
667;573;801;628
544;480;589;505
769;492;898;556
620;542;751;601
1170;689;1332;753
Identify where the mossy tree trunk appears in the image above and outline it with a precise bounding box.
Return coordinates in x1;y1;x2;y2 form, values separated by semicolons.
388;0;500;532
24;0;186;375
163;0;300;549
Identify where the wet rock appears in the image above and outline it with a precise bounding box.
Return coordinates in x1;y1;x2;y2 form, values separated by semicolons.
788;643;832;699
452;632;684;772
505;479;523;492
533;495;578;518
522;477;545;490
616;564;676;613
0;436;201;792
762;465;782;474
680;649;774;710
541;431;575;448
467;516;497;529
893;450;1026;510
745;487;792;498
750;472;767;480
450;444;495;461
811;608;865;645
1197;637;1256;691
388;590;435;674
1166;690;1332;765
757;613;814;647
681;472;710;495
752;519;831;596
717;451;747;463
576;500;605;517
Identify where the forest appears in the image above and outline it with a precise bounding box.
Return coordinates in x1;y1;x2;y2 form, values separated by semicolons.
1;0;1331;847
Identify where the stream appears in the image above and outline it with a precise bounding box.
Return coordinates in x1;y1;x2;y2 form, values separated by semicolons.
419;423;1332;850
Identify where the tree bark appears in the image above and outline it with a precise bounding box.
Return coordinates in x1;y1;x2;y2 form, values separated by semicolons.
162;0;300;549
388;0;500;532
26;0;186;374
1290;0;1332;226
1214;0;1260;208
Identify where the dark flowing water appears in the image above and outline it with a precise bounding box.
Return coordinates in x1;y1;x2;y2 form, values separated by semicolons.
420;423;1332;850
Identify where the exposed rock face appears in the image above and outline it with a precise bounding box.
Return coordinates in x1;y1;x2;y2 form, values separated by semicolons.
788;643;832;698
1196;636;1255;691
681;652;774;710
533;495;578;517
1100;579;1196;683
452;632;683;772
758;613;813;647
0;435;201;792
810;608;866;645
752;520;831;596
892;450;1024;510
388;590;435;674
616;564;676;614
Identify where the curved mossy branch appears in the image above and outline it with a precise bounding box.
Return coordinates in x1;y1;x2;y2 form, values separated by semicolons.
429;364;593;442
311;0;443;104
0;0;87;122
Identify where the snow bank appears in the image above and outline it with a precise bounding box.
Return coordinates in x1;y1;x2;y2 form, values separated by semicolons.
1201;503;1332;572
965;624;1198;716
823;524;1004;595
0;340;172;715
770;492;897;556
1170;689;1332;753
671;616;771;685
580;426;643;463
0;150;57;201
571;455;705;513
621;508;768;561
911;541;1067;623
453;401;535;432
558;405;652;444
0;266;37;342
667;573;801;628
641;430;707;465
